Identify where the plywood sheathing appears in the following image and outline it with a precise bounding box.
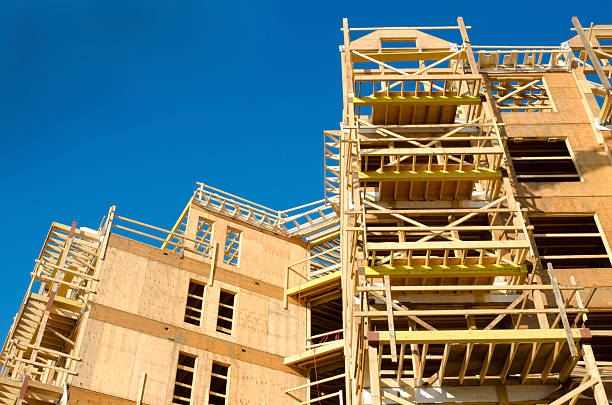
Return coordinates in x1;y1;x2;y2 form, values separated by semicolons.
74;318;304;404
94;235;307;358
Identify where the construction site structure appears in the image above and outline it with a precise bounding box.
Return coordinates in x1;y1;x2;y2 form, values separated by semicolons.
1;15;612;405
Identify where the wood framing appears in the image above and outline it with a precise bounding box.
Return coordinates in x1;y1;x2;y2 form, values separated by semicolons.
3;15;612;405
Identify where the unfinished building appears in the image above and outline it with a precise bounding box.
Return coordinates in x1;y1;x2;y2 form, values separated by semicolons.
2;15;612;405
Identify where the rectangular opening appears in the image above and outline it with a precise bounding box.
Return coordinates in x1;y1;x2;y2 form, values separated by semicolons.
208;361;230;404
216;290;236;335
380;37;417;49
530;214;612;269
172;353;197;405
195;217;214;258
223;227;241;266
508;138;579;182
184;280;205;326
490;77;554;112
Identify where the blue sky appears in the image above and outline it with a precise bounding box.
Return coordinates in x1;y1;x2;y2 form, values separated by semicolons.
0;0;609;337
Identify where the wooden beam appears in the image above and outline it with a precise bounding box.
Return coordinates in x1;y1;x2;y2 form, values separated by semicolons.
368;344;382;405
136;372;147;405
368;329;586;345
383;275;397;362
368;291;436;331
283;339;344;366
549;378;597;405
366;240;529;251
360;147;502;156
359;168;501;181
353;95;482;106
547;264;578;358
572;17;612;91
382;390;415;405
365;263;526;278
286;270;341;297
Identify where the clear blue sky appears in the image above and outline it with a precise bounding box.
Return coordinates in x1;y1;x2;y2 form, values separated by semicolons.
0;0;608;337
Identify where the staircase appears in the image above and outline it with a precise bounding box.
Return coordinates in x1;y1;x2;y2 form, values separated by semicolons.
0;210;114;404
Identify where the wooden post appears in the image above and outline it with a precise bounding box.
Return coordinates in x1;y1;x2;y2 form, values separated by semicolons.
209;242;218;287
572;276;609;404
136;372;147;405
367;344;382;405
547;264;578;358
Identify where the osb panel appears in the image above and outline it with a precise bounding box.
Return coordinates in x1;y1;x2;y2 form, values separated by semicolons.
96;245;306;356
267;299;305;356
72;319;175;403
72;318;306;404
186;205;310;288
499;70;612;199
94;247;148;313
349;29;452;51
502;69;612;312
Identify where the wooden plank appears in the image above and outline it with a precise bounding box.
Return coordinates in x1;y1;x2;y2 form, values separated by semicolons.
549;378;598;405
309;231;340;246
283;339;344;366
368;344;382;405
359;169;500;181
136;372;147;405
547;264;578;358
383;275;397;362
357;284;576;292
368;329;585;344
208;242;218;287
364;263;527;277
352;50;460;63
382;390;415;405
366;240;529;251
360;147;502;156
285;270;341;297
357;308;583;318
572;17;612;91
572;277;609;404
353;73;482;82
353;95;482;106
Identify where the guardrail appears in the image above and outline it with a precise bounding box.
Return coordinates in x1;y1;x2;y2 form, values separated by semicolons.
285;373;345;405
194;182;338;239
474;46;573;72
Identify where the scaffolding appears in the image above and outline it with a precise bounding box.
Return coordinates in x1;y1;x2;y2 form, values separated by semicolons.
283;16;612;405
1;14;612;405
0;212;114;404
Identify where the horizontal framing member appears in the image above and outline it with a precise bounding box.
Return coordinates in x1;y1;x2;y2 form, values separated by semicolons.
88;303;303;376
356;308;587;318
343;122;504;129
359;169;501;181
363;263;527;278
353;73;482;82
352;95;483;106
359;147;503;156
283;339;344;366
366;240;530;251
286;271;341;297
367;329;588;345
357;284;581;292
309;231;340;246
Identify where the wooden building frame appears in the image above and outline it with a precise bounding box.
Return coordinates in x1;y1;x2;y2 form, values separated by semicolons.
2;15;612;405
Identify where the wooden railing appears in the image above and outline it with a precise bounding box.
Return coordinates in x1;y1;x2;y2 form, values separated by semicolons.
0;207;114;393
474;46;573;72
285;373;345;405
195;182;338;238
